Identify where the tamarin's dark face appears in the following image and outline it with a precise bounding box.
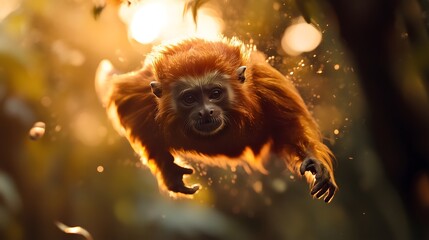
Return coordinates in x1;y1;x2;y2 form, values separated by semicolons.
150;67;247;137
171;72;233;136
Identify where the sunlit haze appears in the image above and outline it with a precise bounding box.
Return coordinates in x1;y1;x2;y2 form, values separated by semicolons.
119;0;224;44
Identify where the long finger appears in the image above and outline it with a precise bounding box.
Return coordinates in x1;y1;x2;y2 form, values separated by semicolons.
315;183;330;198
324;185;336;203
310;177;328;195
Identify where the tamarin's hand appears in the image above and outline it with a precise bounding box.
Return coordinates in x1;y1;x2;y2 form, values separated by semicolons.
162;163;200;195
300;158;337;203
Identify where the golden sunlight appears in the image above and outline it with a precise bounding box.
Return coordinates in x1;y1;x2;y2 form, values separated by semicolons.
119;0;223;45
0;0;21;22
128;2;167;44
71;111;107;146
281;18;322;56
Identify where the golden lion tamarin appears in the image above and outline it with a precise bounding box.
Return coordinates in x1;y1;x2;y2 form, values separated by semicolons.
96;37;337;202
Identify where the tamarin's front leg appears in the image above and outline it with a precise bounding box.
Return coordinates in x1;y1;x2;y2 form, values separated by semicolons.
151;151;200;195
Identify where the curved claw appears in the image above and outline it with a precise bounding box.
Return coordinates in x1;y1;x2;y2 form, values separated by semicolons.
300;158;337;203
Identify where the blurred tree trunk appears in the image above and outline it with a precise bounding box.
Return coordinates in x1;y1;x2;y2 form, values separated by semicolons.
326;0;429;238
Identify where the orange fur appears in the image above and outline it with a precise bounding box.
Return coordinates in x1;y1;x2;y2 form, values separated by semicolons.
100;37;337;201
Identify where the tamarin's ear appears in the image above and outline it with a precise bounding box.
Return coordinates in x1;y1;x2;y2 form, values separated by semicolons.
150;81;162;98
236;66;246;83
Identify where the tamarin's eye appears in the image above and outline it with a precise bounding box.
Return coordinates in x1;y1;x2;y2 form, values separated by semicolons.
209;88;223;100
183;94;197;104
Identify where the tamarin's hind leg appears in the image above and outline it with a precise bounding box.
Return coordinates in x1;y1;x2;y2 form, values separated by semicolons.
300;158;336;202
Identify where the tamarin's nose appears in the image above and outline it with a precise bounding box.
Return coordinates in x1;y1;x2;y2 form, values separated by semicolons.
199;108;214;118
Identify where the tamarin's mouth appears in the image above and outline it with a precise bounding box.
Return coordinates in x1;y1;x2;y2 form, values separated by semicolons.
193;118;224;135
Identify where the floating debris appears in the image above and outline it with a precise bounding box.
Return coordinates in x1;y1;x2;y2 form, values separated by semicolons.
92;1;106;20
183;0;210;26
56;222;93;240
29;122;46;140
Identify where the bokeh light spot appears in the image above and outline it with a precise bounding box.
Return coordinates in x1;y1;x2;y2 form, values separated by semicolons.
97;165;104;173
281;19;322;56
